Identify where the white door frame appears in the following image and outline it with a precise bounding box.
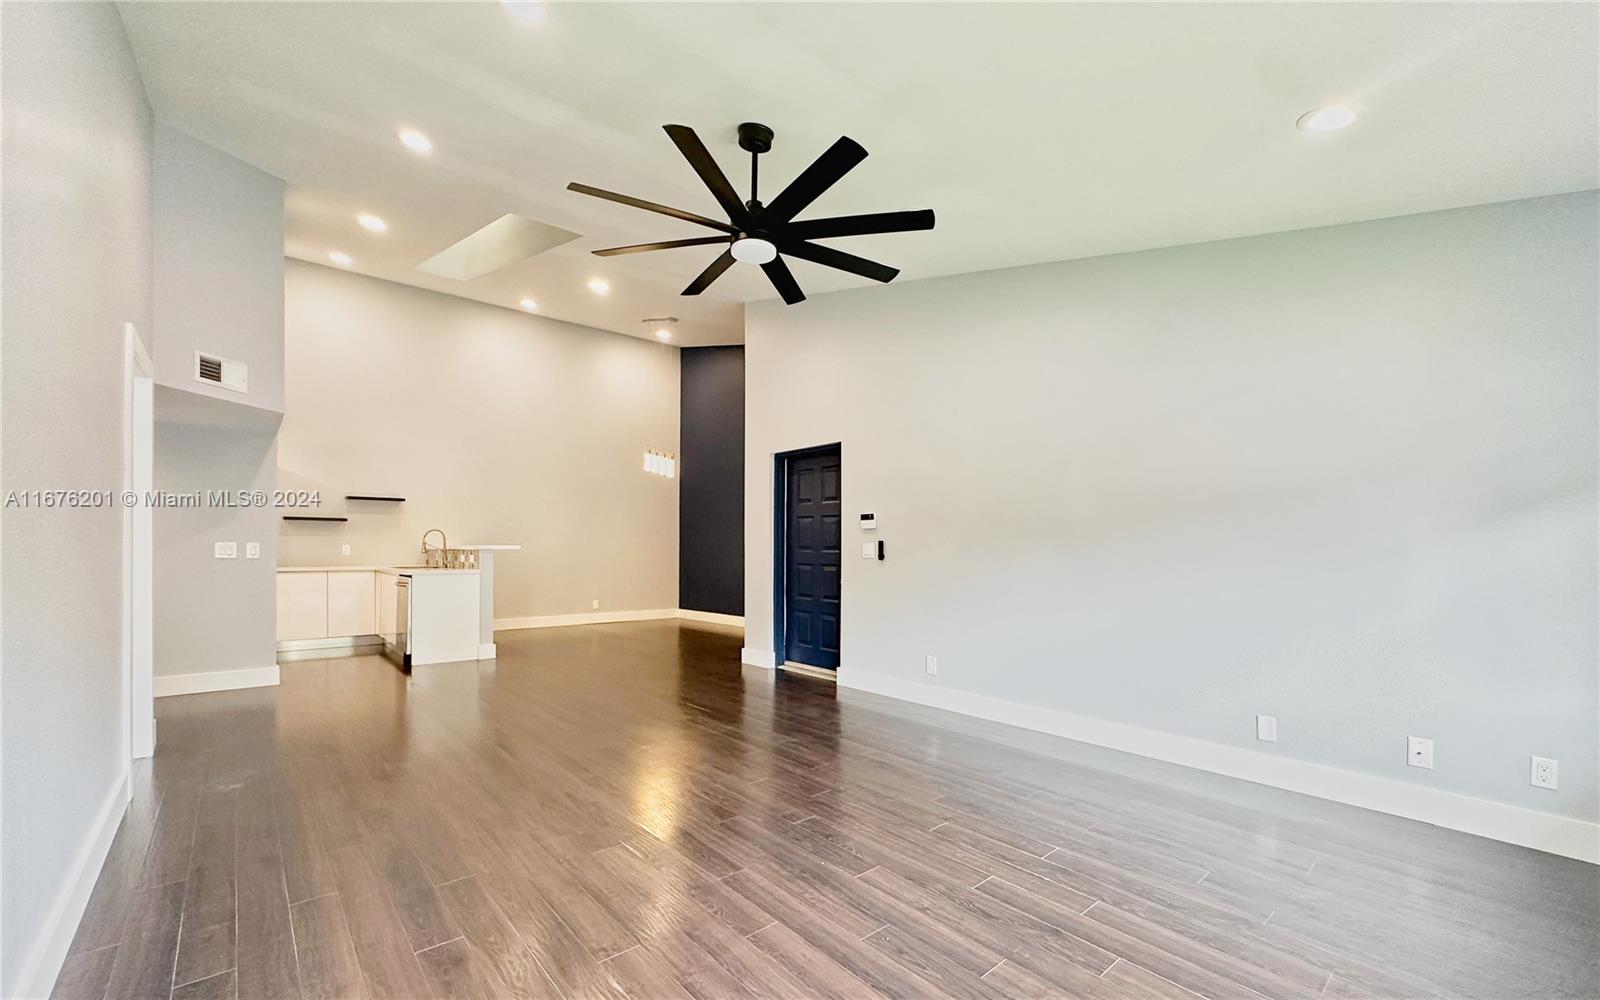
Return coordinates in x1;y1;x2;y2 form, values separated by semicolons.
123;322;155;764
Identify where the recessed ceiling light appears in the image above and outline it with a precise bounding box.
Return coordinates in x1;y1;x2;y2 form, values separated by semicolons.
501;0;545;24
588;278;610;295
357;213;387;233
397;128;433;154
328;250;352;267
1296;105;1359;132
519;297;538;311
645;316;678;342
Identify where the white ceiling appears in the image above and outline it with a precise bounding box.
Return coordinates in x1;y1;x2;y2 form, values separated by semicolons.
119;2;1597;346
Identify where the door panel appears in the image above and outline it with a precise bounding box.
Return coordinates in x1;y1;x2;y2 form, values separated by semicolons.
784;447;841;668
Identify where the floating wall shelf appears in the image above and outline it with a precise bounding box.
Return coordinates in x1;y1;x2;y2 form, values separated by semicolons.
345;495;406;502
283;515;348;522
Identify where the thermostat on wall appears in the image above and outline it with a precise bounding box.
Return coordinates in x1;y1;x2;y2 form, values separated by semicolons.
860;512;876;531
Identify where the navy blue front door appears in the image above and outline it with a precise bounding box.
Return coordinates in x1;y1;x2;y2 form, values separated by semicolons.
784;448;841;668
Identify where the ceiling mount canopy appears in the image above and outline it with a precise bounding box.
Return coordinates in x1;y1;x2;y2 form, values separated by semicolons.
568;122;936;305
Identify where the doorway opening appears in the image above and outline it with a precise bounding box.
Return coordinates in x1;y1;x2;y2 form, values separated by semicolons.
773;444;842;670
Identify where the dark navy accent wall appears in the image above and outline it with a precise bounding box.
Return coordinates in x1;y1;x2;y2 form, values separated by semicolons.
679;346;744;616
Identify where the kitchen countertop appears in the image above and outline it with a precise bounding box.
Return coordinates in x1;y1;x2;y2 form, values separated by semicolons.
276;564;479;575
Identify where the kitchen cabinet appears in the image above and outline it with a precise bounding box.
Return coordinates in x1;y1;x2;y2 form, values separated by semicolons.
277;562;492;662
377;571;400;640
327;571;377;637
277;571;329;641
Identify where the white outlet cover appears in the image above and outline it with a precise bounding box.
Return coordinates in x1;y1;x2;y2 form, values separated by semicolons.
925;655;938;675
341;544;352;556
1256;714;1278;743
213;541;237;559
245;542;261;559
1530;756;1559;789
1407;736;1434;769
592;599;600;610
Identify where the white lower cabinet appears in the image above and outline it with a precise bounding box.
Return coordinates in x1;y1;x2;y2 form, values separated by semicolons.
327;571;377;637
277;569;380;642
377;572;400;639
276;572;329;641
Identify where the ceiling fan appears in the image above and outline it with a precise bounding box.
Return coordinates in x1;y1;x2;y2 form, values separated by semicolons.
567;122;934;305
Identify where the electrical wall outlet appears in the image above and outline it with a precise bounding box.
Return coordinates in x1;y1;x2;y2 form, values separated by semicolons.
245;542;261;559
214;541;237;559
1256;714;1278;743
1407;736;1434;769
340;544;351;556
592;599;600;610
925;655;938;676
1530;756;1559;790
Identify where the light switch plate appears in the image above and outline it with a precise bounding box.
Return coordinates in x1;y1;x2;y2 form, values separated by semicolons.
1408;736;1434;769
1256;714;1278;743
214;541;237;559
861;541;876;559
244;542;261;559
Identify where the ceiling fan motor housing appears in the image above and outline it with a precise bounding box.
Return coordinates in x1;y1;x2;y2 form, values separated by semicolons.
737;122;774;154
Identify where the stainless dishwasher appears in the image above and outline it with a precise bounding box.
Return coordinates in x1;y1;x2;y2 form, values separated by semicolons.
384;574;412;672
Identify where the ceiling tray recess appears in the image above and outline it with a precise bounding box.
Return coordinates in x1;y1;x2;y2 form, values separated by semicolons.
416;214;581;281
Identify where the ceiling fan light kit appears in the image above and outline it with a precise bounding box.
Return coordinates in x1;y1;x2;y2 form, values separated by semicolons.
569;122;935;305
730;237;778;264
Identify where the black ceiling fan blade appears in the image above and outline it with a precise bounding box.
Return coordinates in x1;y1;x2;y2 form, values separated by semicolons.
761;256;806;305
567;182;737;234
783;209;935;241
682;249;736;296
592;236;729;257
762;136;868;223
663;125;747;224
778;240;899;283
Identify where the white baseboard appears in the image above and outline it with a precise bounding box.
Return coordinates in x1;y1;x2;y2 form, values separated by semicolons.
677;608;745;628
494;609;744;632
741;646;777;669
9;770;130;1000
155;664;280;698
495;609;677;630
477;642;497;659
839;669;1600;865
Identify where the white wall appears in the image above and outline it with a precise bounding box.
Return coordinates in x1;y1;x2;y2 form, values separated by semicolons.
152;122;286;412
744;193;1598;844
0;3;152;995
153;424;278;683
149;123;285;687
280;260;679;619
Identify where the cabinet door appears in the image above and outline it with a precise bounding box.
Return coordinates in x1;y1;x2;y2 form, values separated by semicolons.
277;572;328;641
377;573;398;639
327;571;378;637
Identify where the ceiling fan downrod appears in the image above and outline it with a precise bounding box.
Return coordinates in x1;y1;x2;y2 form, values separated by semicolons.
738;121;774;212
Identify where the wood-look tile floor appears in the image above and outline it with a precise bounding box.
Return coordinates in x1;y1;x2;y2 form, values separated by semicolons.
56;621;1598;1000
